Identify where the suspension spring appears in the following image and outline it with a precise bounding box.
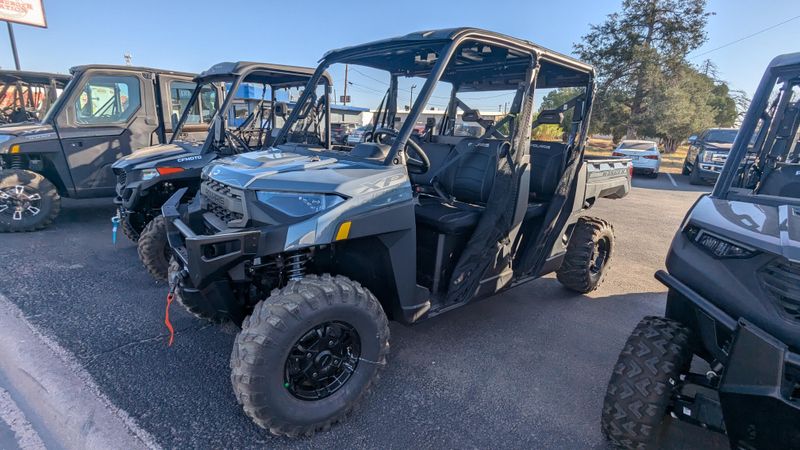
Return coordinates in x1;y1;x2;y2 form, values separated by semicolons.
285;251;309;281
9;154;24;170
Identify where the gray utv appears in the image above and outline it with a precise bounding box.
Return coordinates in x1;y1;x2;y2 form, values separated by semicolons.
111;62;321;281
0;70;70;125
602;53;800;449
163;28;632;436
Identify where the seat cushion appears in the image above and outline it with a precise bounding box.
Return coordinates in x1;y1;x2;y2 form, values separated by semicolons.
415;196;482;235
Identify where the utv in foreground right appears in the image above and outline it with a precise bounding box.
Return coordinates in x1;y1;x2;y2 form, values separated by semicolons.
602;53;800;449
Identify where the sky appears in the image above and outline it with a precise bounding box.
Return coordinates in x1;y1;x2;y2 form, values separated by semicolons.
0;0;797;107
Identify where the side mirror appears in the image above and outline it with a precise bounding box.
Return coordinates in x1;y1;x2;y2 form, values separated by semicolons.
535;110;564;126
213;115;222;142
171;113;179;131
273;101;288;118
688;135;697;144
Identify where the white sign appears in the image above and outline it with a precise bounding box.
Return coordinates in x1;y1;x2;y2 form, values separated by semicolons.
0;0;46;28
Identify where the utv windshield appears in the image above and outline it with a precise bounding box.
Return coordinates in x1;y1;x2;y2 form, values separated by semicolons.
726;67;800;202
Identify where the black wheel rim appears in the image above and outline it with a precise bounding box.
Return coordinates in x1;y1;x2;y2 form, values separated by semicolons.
284;321;361;401
590;237;610;275
0;184;42;221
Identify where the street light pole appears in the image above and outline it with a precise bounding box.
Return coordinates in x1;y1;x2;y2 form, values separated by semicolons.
409;84;416;110
343;64;348;106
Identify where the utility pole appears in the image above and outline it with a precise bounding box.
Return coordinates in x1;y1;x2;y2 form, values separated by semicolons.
6;22;19;70
409;84;416;110
342;64;348;106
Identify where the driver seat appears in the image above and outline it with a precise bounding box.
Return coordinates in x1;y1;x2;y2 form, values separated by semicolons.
415;138;506;234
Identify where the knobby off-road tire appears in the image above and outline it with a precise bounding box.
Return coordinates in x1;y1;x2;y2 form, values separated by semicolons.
138;215;170;281
167;258;237;323
120;218;140;242
601;316;692;449
556;216;615;293
231;274;390;437
0;169;60;232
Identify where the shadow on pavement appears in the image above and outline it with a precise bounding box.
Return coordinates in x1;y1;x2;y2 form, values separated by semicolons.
631;173;713;193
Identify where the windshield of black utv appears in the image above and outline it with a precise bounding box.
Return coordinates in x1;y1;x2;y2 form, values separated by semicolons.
273;39;574;163
726;67;800;203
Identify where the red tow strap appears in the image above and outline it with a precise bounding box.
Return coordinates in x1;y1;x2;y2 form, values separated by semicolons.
165;292;175;346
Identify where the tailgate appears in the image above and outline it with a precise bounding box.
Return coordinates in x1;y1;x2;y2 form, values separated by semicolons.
583;157;632;199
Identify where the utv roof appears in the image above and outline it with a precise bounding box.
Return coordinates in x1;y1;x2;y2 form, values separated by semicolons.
322;27;594;89
768;52;800;69
0;70;70;86
69;64;197;78
196;61;331;87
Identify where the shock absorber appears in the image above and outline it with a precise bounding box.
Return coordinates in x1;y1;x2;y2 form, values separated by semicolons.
285;251;309;281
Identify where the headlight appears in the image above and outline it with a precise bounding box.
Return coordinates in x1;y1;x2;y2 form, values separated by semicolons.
141;168;159;181
700;150;716;163
256;191;345;218
684;225;754;258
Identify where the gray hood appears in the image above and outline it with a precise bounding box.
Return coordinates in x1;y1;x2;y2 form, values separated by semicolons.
689;196;800;262
207;148;407;197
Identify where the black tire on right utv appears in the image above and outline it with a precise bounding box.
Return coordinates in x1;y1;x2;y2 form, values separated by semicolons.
138;215;170;281
556;216;614;293
0;169;60;232
231;274;390;437
601;316;692;449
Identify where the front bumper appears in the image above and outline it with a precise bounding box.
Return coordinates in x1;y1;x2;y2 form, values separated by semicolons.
657;270;800;448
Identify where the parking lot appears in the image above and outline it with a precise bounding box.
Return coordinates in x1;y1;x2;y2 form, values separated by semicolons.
0;174;729;449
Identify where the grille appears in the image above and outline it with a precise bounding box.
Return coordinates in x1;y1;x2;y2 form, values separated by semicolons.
201;179;244;224
760;259;800;322
116;170;127;187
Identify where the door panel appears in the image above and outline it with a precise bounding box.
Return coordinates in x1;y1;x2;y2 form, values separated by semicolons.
159;75;217;143
55;70;157;197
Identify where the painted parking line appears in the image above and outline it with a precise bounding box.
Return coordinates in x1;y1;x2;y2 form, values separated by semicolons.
666;173;678;188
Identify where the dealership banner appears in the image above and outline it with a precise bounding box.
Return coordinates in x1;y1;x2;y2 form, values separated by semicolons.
0;0;46;28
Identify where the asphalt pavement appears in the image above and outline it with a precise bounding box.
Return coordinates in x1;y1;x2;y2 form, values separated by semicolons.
0;173;730;449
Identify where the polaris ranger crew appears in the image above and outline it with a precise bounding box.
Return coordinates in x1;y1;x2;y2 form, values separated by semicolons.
111;62;322;281
0;64;204;232
163;28;631;436
0;70;71;125
602;53;800;449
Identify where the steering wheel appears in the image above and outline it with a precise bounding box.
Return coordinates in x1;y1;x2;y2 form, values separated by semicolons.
372;127;430;174
224;129;251;154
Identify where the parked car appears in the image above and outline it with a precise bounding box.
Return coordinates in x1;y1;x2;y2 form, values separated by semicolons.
612;140;661;177
331;122;355;144
601;52;800;449
162;27;632;437
682;127;739;185
0;70;71;125
111;62;320;281
345;125;371;145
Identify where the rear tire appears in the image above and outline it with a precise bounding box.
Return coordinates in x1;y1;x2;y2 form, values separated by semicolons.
138;215;170;281
0;169;60;232
231;274;389;437
601;316;692;449
556;217;614;293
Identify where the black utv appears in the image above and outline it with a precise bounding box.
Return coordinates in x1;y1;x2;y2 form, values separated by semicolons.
602;53;800;449
163;28;631;436
0;64;201;232
111;62;320;281
0;70;70;125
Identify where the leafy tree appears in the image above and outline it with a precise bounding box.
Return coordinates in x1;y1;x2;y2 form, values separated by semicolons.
575;0;711;138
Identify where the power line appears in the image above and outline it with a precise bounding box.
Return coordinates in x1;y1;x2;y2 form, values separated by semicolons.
690;14;800;59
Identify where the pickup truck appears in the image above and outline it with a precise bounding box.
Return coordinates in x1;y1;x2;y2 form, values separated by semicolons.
0;64;209;232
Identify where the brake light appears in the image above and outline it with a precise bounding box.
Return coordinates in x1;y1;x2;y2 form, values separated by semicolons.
629;164;634;177
157;167;185;175
643;155;659;160
612;151;624;157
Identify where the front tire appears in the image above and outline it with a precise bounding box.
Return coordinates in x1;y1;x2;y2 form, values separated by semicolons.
556;217;614;293
689;158;704;185
231;274;389;437
601;316;692;449
0;169;60;232
138;215;170;281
